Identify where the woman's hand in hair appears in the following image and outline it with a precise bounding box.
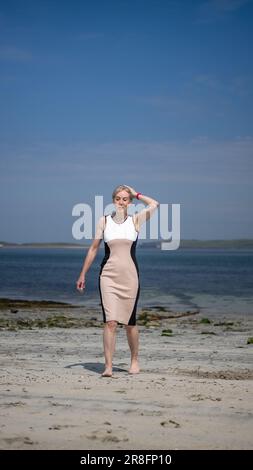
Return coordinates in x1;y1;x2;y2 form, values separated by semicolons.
123;185;138;198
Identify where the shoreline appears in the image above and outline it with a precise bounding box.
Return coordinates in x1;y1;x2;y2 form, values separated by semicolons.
1;242;253;250
1;296;252;320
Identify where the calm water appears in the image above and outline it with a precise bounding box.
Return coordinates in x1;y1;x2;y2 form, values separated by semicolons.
0;247;253;316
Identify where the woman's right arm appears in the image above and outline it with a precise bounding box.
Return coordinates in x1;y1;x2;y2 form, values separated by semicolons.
76;216;105;291
76;238;102;291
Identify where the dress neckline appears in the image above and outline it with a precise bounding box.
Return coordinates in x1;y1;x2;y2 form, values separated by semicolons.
110;214;129;225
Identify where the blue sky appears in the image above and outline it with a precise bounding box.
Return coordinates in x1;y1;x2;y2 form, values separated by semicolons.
0;0;252;242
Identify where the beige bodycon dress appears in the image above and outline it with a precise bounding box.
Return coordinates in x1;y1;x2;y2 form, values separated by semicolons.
95;205;158;325
98;214;140;325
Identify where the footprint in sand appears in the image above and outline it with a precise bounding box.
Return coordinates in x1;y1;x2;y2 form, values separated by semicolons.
48;424;77;430
86;429;128;443
1;401;26;407
4;436;37;445
189;394;222;401
160;419;180;428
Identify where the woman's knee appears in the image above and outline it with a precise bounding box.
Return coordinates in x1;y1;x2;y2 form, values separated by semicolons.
125;325;137;332
106;320;118;331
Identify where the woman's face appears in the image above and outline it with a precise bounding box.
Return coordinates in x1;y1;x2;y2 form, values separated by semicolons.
113;190;131;210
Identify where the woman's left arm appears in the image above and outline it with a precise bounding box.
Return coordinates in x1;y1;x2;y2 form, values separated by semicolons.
124;185;159;230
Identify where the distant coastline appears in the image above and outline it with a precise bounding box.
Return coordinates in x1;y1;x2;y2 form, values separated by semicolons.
1;240;253;249
0;242;89;249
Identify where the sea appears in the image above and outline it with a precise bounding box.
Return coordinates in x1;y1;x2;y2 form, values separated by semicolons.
0;247;253;316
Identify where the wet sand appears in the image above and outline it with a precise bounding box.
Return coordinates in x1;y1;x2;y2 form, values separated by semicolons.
0;299;252;449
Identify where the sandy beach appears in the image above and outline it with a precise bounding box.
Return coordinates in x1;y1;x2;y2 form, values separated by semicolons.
0;299;252;450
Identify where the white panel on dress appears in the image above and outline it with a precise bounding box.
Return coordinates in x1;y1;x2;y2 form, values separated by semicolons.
103;215;138;242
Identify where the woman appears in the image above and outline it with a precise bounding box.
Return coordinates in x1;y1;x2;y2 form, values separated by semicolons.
76;185;159;377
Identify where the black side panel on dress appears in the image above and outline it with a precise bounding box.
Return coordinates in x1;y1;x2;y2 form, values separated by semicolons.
98;241;111;323
128;238;140;325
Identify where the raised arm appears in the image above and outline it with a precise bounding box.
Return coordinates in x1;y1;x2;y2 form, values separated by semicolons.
124;185;159;232
76;216;105;291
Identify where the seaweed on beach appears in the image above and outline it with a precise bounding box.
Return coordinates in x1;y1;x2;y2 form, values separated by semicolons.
0;315;103;331
199;318;212;324
161;329;173;337
137;308;200;325
0;298;79;311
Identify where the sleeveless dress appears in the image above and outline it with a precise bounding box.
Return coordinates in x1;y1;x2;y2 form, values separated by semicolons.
99;214;140;325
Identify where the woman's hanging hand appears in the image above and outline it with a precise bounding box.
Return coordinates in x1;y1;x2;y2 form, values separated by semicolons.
76;274;86;292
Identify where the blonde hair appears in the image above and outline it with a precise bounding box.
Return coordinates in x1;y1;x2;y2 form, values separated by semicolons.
112;185;133;202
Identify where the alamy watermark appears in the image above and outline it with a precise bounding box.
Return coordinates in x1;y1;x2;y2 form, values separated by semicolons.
72;196;180;250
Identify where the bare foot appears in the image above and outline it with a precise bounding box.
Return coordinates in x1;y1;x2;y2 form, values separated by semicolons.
101;367;113;377
129;361;140;374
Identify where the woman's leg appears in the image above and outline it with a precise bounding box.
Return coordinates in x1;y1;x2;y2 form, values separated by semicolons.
125;325;140;374
102;320;118;377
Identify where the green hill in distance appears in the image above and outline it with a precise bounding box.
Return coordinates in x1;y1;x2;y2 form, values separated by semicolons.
0;241;88;248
